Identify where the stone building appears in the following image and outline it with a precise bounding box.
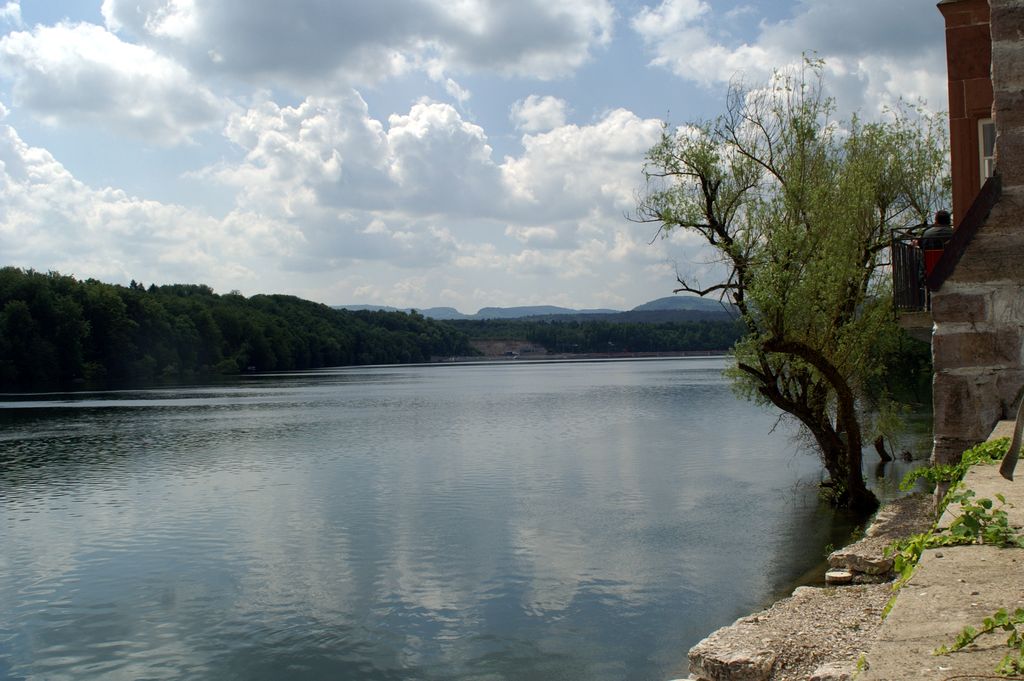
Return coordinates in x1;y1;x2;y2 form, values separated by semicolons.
939;0;995;222
929;0;1024;465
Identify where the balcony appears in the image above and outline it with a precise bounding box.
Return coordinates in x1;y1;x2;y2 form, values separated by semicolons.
891;226;934;343
892;177;1002;344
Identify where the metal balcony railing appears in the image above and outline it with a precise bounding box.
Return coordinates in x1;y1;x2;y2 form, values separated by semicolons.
891;176;1002;315
891;227;928;312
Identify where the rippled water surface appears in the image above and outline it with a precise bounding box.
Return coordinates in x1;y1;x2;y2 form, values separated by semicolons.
1;358;864;680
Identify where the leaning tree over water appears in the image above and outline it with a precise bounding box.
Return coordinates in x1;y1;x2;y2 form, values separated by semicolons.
635;61;949;511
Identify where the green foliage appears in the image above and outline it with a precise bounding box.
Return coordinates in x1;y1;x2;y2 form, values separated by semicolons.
635;59;949;511
884;439;1022;625
882;491;1020;621
944;487;1024;549
886;483;1021;585
936;607;1024;675
877;336;933;404
884;437;1018;622
901;438;1010;492
0;267;478;387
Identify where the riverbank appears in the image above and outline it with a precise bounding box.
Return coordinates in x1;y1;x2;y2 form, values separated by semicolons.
679;422;1020;681
679;494;935;681
857;420;1024;680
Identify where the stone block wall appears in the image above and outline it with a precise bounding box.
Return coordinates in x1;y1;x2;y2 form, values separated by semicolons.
991;0;1024;187
931;0;1024;465
932;276;1024;463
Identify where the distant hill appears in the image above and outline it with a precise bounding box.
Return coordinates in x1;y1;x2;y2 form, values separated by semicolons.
418;307;466;320
334;295;732;322
474;305;619;319
631;296;730;313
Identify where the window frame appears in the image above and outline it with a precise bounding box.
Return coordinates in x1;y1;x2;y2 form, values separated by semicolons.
979;117;996;184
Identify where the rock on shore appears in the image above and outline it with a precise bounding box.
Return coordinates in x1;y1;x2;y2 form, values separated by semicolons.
687;583;891;681
685;494;934;681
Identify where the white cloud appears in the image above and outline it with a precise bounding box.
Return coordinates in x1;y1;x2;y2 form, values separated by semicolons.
0;0;950;311
631;0;707;40
210;92;507;220
99;0;615;89
189;92;677;299
502;108;663;220
761;0;941;61
443;77;471;105
0;22;228;145
141;0;197;39
0;120;299;289
0;1;20;27
631;0;772;87
510;95;568;133
504;225;561;246
724;5;756;22
386;99;503;215
631;0;947;116
200;93;502;268
213;92;392;214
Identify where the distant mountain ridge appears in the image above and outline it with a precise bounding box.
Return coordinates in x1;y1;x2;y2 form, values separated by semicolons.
632;296;729;312
473;305;619;319
335;295;732;321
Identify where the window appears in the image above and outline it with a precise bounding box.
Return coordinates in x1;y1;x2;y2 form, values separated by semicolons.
980;118;996;183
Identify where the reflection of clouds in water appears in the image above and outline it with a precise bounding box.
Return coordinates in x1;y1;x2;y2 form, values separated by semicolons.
1;445;364;676
513;524;585;615
0;359;855;681
304;364;813;624
223;470;357;618
379;509;492;614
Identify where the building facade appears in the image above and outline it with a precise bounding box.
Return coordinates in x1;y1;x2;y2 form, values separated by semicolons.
930;0;1024;465
939;0;995;223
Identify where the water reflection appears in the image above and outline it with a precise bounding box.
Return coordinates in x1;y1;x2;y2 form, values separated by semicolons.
0;359;906;680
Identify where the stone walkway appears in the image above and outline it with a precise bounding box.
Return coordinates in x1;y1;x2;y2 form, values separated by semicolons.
681;421;1024;681
859;420;1024;681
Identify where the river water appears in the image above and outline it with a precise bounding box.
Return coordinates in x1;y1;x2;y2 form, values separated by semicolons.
0;358;913;681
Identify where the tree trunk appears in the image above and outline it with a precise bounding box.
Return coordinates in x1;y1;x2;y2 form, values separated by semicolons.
874;435;894;462
844;465;879;513
762;338;879;514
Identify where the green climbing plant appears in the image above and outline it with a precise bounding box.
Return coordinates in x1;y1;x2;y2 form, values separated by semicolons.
883;438;1021;619
900;438;1010;492
936;607;1024;675
884;437;1024;675
945;488;1024;549
886;485;1022;584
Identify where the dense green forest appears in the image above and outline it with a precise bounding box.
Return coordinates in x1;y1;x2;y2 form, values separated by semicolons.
449;318;744;353
0;266;929;397
0;267;476;387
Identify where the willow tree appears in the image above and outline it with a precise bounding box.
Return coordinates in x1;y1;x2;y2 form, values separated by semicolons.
636;61;949;512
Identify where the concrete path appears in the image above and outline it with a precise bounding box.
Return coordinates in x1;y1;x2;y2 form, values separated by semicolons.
860;420;1024;681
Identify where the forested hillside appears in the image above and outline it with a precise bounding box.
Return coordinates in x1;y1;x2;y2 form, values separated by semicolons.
449;318;743;353
0;268;476;387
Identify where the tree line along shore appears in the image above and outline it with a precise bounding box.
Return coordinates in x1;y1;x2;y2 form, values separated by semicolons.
0;267;745;389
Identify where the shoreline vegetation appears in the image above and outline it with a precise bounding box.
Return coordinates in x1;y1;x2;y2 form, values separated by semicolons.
0;267;477;389
0;267;743;390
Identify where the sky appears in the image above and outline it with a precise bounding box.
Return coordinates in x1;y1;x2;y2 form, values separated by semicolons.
0;1;948;312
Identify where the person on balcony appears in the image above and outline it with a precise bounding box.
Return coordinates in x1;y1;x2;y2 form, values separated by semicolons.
921;210;954;277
